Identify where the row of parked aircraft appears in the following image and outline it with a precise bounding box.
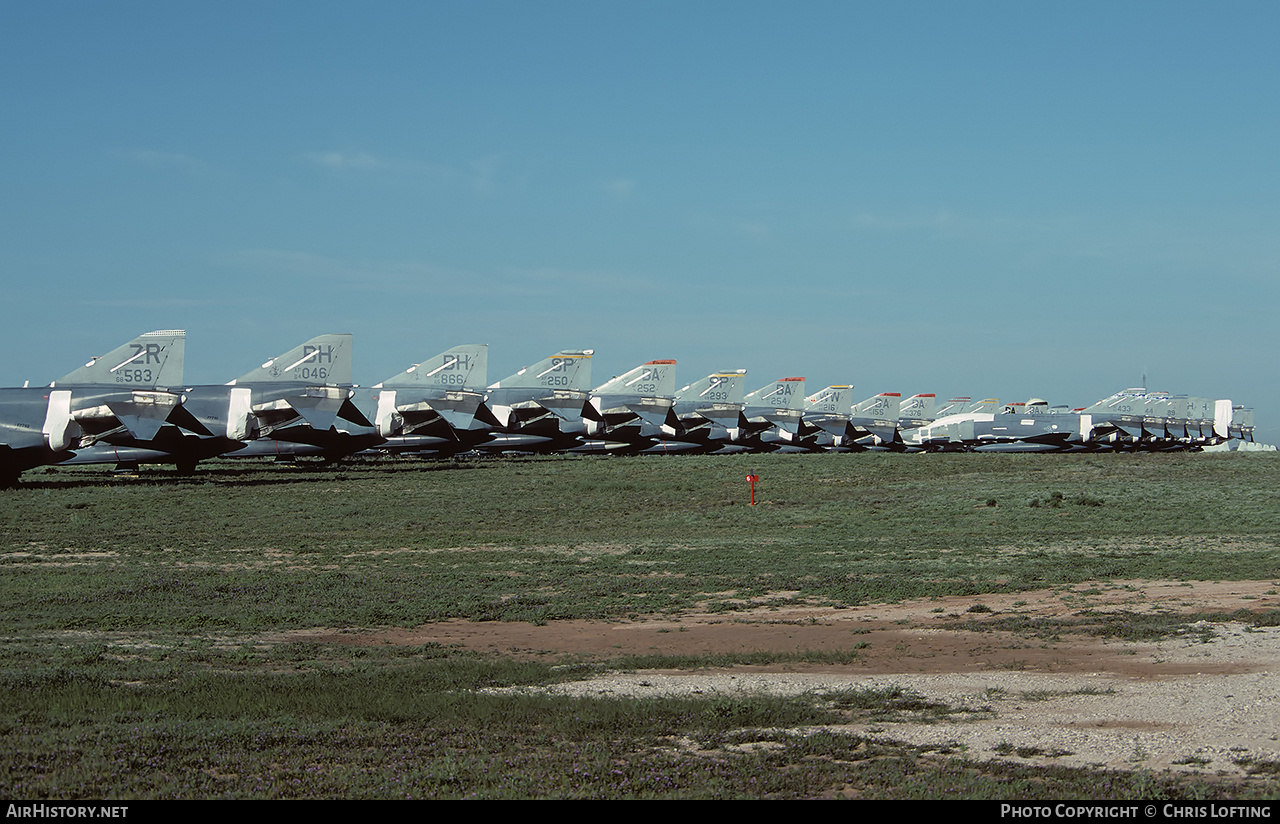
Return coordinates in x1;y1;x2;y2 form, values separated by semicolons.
0;330;1259;486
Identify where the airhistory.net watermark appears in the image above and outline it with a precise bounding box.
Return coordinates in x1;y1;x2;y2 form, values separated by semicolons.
6;806;128;819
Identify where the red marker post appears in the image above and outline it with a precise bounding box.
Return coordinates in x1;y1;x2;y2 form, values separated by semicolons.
745;473;760;505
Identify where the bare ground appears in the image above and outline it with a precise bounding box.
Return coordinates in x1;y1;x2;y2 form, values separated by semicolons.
293;579;1280;782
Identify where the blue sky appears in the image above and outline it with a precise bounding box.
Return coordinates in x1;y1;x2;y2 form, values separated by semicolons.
3;1;1277;442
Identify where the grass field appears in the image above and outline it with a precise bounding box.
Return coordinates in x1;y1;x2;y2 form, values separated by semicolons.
2;452;1278;798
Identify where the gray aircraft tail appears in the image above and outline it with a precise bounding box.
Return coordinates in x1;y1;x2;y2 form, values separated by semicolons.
853;391;902;422
53;330;185;389
232;333;353;386
670;369;747;442
744;377;807;436
1083;388;1164;443
592;359;678;399
1232;406;1255;441
931;397;972;418
966;398;1002;414
804;385;853;415
1018;398;1051;414
848;392;901;446
745;377;807;411
373;344;489;433
489;349;593;392
1080;388;1146;416
897;393;937;426
217;335;360;445
675;370;747;407
1186;396;1215;441
378;344;488;391
47;331;186;445
588;359;678;430
485;349;594;429
801;385;854;443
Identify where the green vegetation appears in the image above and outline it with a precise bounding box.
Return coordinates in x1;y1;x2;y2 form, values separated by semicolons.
0;644;1263;800
5;453;1278;628
947;609;1280;642
2;452;1278;798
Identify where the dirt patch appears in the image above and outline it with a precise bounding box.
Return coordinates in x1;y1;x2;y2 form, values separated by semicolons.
301;580;1279;677
290;580;1280;781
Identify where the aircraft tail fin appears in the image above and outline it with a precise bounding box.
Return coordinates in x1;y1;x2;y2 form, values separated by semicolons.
54;330;185;389
898;393;936;424
676;369;747;405
804;385;853;414
592;359;677;397
1235;407;1255;441
1023;398;1050;414
932;397;972;417
378;344;487;390
589;360;677;428
853;392;902;421
232;334;353;385
745;377;807;410
489;349;593;392
743;377;806;435
1081;388;1146;415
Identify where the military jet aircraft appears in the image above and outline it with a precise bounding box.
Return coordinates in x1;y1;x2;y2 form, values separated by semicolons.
358;344;495;457
846;392;903;450
1229;406;1256;443
1175;396;1219;446
573;359;678;454
1076;389;1236;451
900;397;1086;452
798;385;855;451
2;330;187;483
0;385;72;487
644;369;749;454
900;398;1009;451
1075;388;1158;448
740;377;807;451
193;333;380;463
65;333;381;471
475;349;594;453
967;400;1093;452
898;387;1240;453
897;394;937;426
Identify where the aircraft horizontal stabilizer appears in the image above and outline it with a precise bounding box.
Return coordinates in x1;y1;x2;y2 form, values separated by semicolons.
285;387;347;431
